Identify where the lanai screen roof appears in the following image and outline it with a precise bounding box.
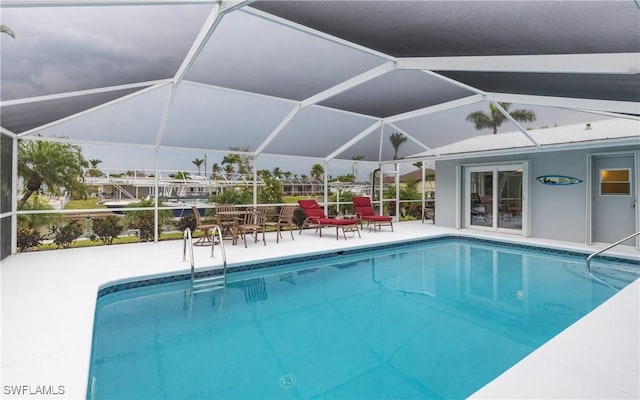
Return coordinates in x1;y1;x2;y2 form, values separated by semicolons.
1;0;639;164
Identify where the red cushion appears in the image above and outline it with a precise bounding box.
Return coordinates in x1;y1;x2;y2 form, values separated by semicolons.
352;197;371;207
298;199;319;209
354;205;375;216
305;207;326;218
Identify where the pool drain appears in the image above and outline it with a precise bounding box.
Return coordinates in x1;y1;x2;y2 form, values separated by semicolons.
279;374;296;388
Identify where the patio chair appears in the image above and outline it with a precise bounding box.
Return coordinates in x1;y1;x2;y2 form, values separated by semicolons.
264;205;297;243
214;204;239;243
236;207;267;248
352;196;393;232
422;207;435;224
191;206;217;246
298;199;360;240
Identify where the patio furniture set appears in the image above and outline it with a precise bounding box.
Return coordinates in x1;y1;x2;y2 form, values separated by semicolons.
191;196;394;247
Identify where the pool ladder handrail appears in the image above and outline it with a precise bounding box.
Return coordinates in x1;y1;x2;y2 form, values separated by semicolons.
586;231;640;274
210;224;227;278
183;226;227;289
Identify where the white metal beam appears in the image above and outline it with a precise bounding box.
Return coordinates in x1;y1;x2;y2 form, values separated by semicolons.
242;7;396;62
384;94;485;124
254;61;395;159
388;123;440;158
253;104;301;155
172;3;223;86
154;85;178;148
491;101;540;147
300;61;396;107
324;120;383;162
16;83;170;137
399;53;640;74
486;92;640;116
0;79;171;107
419;69;484;95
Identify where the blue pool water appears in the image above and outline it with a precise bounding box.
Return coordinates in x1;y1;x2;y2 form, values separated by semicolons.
87;238;639;399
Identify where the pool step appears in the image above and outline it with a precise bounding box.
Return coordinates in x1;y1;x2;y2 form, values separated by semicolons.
192;275;226;294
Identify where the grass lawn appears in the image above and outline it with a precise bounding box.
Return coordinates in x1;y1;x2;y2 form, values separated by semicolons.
64;198;107;209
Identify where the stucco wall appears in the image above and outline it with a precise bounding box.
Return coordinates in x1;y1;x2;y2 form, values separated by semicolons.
434;146;638;244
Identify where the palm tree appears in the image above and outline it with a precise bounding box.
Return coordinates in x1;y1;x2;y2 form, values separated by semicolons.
224;164;235;179
211;163;222;179
466;102;536;134
17;139;87;210
310;164;324;180
192;158;204;175
413;161;423;169
272;167;282;179
389;132;407;160
87;158;103;177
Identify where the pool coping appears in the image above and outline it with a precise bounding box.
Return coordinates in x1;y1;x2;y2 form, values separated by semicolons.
96;233;639;299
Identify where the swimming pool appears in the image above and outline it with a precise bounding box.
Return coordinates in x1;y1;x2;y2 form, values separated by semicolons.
87;237;639;399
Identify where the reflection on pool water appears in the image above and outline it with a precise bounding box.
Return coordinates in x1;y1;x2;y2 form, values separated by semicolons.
87;238;639;399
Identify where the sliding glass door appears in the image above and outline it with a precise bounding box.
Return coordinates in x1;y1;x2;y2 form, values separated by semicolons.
465;164;525;233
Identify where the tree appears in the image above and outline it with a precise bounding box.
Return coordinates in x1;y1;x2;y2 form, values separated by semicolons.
222;147;253;177
310;164;324;180
122;198;172;242
192;158;205;175
89;158;102;168
169;171;190;179
466;102;536;134
272;167;282;179
224;164;235;178
17;139;87;210
389;132;407;160
258;175;283;204
211;163;222;179
87;158;103;177
413;161;423;169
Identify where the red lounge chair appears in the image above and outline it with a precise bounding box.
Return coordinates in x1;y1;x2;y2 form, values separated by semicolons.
298;199;361;240
352;196;393;232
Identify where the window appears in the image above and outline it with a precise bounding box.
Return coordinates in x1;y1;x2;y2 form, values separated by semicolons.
600;169;630;195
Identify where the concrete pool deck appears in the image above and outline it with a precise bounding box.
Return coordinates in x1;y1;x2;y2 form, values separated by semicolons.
1;221;638;399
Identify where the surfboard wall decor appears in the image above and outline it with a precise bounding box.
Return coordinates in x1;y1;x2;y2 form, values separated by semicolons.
537;175;583;185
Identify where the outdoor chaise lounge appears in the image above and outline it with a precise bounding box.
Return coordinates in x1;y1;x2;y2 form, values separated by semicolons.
298;199;360;240
352;196;393;232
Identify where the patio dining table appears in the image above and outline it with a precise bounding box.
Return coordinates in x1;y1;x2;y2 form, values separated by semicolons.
215;210;248;244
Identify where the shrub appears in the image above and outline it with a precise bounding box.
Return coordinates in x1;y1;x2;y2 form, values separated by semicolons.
293;208;306;228
175;214;197;233
91;215;124;245
122;198;172;242
50;220;84;249
17;227;44;251
128;213;155;242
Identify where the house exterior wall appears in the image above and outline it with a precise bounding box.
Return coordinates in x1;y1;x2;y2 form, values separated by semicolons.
434;145;639;244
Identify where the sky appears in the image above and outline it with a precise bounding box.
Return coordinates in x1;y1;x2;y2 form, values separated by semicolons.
0;2;619;181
